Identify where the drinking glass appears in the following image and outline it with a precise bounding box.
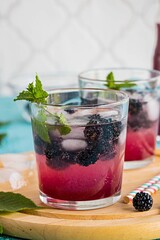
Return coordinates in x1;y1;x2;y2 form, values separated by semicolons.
30;88;128;210
79;68;160;169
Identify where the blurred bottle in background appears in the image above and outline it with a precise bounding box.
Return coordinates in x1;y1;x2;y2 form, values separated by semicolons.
153;23;160;142
153;23;160;70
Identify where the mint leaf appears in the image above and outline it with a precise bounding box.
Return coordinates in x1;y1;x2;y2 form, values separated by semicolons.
32;107;50;143
105;72;136;90
0;121;10;127
0;192;40;212
14;74;48;104
105;72;115;89
14;74;71;136
0;133;7;144
53;113;71;135
0;225;3;234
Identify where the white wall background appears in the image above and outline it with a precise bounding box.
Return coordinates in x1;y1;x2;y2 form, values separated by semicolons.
0;0;160;94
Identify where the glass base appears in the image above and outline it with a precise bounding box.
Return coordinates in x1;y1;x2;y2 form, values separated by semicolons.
124;156;154;170
39;191;121;210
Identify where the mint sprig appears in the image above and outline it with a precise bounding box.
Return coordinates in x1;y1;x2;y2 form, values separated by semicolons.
105;72;136;90
14;74;48;104
0;133;7;144
0;192;40;212
0;121;10;127
14;74;71;137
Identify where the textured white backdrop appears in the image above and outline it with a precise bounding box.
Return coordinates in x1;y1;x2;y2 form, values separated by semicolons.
0;0;160;94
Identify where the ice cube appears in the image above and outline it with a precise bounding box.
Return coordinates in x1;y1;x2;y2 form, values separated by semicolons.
9;172;26;190
63;127;85;139
62;139;87;151
99;110;119;119
146;98;159;121
0;169;15;183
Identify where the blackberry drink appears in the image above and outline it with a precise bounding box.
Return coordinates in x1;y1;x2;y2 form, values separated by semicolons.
79;68;160;169
125;95;159;168
31;88;128;210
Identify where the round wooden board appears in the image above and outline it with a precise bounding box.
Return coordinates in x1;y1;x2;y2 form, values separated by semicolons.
0;151;160;240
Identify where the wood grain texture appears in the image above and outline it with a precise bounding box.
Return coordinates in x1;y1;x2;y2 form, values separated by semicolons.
0;152;160;240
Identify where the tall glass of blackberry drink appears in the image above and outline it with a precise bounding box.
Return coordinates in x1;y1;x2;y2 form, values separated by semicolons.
31;88;128;210
79;68;160;169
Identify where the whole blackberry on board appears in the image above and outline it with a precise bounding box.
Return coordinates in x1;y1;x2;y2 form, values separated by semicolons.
133;192;153;211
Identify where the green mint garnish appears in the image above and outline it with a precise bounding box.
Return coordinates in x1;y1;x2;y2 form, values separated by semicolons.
0;133;7;144
0;122;9;144
0;225;3;234
14;74;48;104
53;113;71;135
0;121;10;127
14;74;71;137
105;72;136;90
31;108;50;143
0;192;40;212
32;118;50;143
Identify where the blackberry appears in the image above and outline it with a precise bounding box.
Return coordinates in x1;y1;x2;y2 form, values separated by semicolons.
97;139;116;159
84;114;103;143
101;118;122;141
45;140;62;159
34;135;46;155
128;112;151;131
76;146;98;166
129;99;143;115
45;139;78;169
64;108;76;114
82;114;122;164
61;151;77;164
45;143;71;170
133;192;153;211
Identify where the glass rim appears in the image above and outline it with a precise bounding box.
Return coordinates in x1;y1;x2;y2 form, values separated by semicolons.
78;67;160;83
33;87;129;108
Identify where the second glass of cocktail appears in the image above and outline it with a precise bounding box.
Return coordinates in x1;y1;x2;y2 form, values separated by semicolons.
79;68;160;169
30;88;128;210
